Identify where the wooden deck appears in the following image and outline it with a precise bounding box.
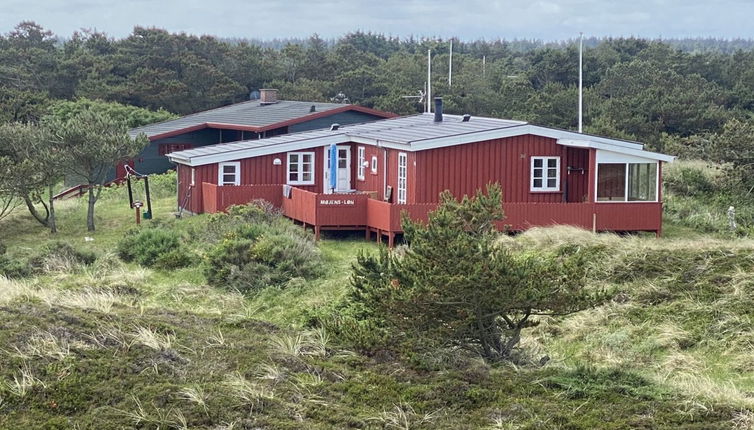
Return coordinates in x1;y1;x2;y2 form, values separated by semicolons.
200;183;663;246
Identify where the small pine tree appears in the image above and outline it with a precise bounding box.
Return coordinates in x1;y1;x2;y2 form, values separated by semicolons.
350;183;605;362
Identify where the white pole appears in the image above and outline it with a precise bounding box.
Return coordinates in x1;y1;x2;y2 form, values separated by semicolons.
482;55;486;78
448;40;453;87
427;48;432;113
578;32;583;133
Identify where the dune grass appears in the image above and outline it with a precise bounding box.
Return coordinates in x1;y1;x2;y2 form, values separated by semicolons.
1;175;754;428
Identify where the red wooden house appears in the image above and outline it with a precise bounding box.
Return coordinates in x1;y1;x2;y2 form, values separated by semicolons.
168;99;674;245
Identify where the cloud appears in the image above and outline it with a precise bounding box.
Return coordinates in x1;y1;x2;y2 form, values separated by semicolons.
0;0;752;40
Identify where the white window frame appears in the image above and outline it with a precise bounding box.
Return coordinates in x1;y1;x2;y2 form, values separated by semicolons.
596;162;659;203
397;152;408;204
218;162;240;186
371;155;378;174
357;146;366;180
530;156;560;192
287;151;315;185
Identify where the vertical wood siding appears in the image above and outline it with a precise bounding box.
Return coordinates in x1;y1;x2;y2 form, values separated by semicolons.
414;135;573;204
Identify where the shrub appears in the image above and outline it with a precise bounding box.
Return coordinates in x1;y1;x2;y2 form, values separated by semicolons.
29;241;97;272
202;202;323;293
117;228;190;269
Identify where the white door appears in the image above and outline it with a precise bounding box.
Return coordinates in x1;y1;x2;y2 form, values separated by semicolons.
324;146;352;193
337;147;351;191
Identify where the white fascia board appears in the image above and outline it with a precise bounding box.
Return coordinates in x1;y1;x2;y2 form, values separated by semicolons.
559;139;675;162
170;134;351;166
408;124;647;152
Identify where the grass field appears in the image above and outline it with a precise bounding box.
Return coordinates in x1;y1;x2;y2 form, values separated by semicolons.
1;170;754;429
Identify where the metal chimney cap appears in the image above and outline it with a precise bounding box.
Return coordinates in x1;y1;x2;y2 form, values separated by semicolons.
433;97;443;122
330;123;340;131
462;114;471;122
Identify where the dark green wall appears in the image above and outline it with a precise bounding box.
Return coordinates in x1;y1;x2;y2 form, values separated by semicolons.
117;110;386;180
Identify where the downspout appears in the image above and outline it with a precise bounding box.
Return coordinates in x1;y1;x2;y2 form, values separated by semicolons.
382;142;388;201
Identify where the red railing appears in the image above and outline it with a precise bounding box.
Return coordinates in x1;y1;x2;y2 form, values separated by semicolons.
202;183;283;213
198;182;663;237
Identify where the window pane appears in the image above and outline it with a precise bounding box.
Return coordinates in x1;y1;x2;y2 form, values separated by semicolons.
302;172;311;182
547;168;557;178
533;159;543;168
532;168;542;179
303;154;311;163
533;178;542;188
223;174;235;183
547;178;556;188
597;164;626;201
289;173;296;181
290;164;298;173
547;159;557;168
223;165;235;174
628;163;657;201
289;154;298;163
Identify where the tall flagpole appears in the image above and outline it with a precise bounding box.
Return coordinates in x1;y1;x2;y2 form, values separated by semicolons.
578;32;583;133
448;40;453;87
427;49;432;113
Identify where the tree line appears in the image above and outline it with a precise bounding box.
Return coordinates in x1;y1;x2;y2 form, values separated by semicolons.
2;21;754;149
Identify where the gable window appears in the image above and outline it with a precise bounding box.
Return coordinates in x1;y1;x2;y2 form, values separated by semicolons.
371;156;378;174
530;156;560;191
287;152;315;185
159;143;193;155
357;147;366;180
218;162;240;186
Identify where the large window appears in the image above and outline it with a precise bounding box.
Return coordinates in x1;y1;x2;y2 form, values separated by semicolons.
628;163;658;201
397;152;407;204
597;162;657;202
218;162;240;186
531;156;560;191
357;147;366;180
287;152;315;185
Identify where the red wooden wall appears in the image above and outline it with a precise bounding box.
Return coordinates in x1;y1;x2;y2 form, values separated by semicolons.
414;135;589;204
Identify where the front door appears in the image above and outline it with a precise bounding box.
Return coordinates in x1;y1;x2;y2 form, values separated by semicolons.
325;146;352;193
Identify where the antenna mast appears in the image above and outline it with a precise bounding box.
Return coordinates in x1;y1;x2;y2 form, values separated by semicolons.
427;49;432;113
578;32;583;133
448;40;453;87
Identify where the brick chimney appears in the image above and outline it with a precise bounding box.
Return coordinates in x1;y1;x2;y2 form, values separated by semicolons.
259;89;278;105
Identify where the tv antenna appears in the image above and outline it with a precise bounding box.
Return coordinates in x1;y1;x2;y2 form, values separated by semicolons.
402;85;428;112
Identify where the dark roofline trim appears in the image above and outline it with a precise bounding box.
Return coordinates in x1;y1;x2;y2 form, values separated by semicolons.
144;105;396;141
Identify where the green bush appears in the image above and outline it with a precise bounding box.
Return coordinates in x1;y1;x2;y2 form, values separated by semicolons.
0;254;32;278
117;228;190;269
29;241;97;271
202;203;323;293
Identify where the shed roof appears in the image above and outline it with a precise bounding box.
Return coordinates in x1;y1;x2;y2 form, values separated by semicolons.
128;100;393;140
168;113;674;166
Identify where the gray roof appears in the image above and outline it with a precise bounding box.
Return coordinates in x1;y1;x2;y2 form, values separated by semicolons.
169;113;674;166
129;100;370;139
169;114;526;161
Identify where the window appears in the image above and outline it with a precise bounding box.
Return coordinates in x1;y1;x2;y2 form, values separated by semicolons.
357;147;366;180
287;152;315;185
531;156;560;191
597;162;658;202
597;164;626;201
159;143;193;155
218;162;240;186
371;156;378;174
397;152;407;204
628;163;658;201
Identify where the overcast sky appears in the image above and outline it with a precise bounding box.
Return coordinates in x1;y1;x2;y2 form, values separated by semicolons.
2;0;753;41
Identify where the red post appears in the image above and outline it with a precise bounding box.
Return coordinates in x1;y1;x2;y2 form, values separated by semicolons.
314;226;321;241
135;207;141;225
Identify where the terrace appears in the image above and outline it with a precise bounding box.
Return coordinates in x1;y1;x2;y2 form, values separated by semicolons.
200;183;663;246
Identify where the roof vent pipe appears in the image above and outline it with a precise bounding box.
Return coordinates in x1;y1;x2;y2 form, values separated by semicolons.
310;105;316;113
330;123;340;131
434;97;443;122
462;114;471;122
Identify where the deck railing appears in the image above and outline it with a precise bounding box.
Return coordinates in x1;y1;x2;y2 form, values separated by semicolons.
198;182;663;239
